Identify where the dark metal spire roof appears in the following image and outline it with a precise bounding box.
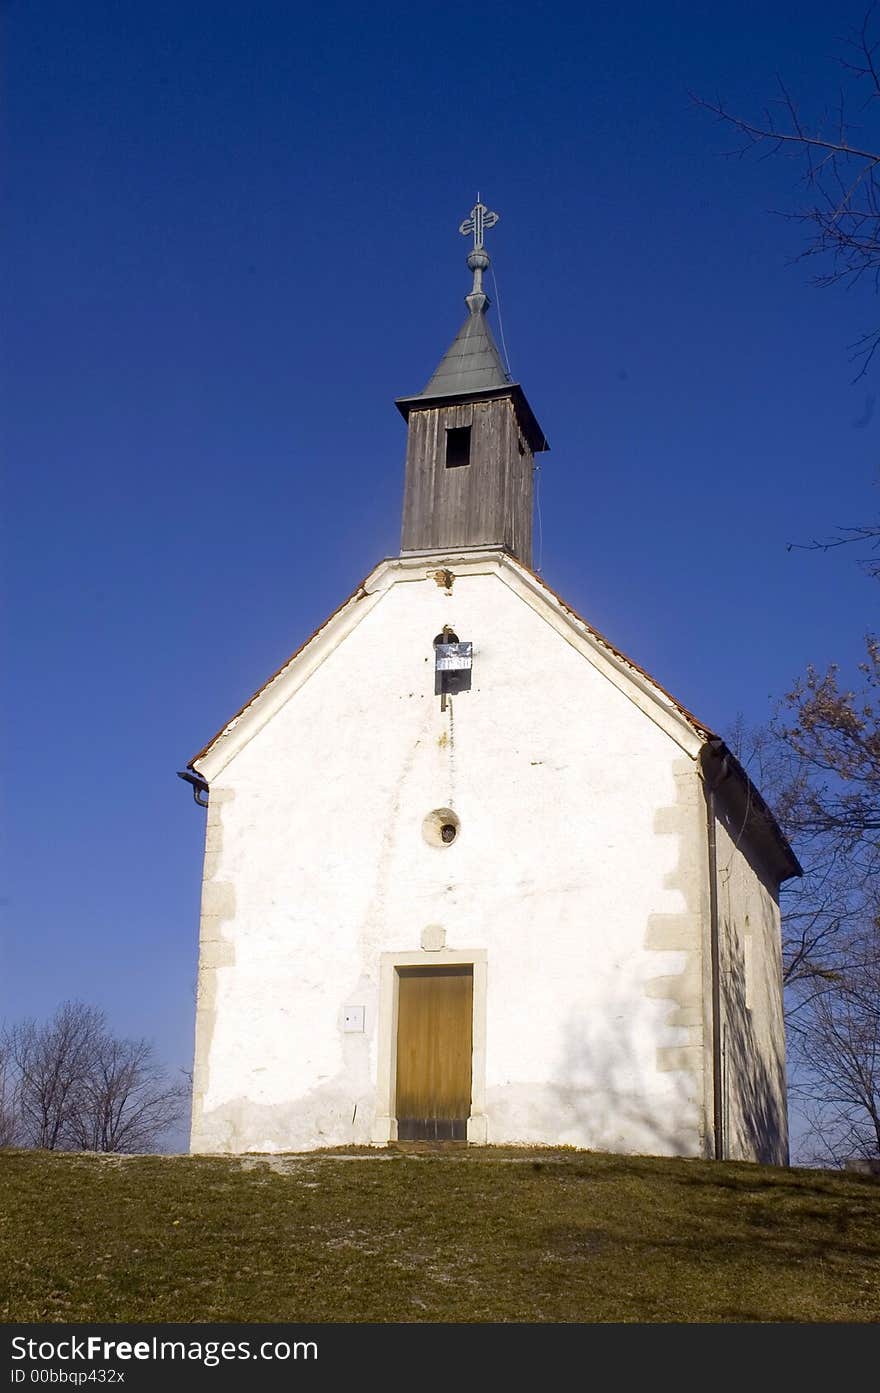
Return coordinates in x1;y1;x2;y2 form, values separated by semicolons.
419;301;510;397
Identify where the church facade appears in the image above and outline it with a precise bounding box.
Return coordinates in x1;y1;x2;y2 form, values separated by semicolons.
182;202;800;1163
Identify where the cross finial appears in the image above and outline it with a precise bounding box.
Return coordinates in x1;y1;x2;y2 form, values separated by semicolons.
459;196;499;314
459;196;499;252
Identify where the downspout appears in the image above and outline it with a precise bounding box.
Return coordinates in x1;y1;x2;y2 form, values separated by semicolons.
704;739;731;1161
177;769;209;808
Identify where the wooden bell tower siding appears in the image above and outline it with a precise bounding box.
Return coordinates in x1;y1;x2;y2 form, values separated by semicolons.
397;390;544;563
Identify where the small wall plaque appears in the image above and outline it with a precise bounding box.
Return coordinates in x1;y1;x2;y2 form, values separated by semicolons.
421;924;447;952
435;642;472;671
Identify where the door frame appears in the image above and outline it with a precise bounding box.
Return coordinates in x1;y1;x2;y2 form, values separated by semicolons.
372;949;488;1145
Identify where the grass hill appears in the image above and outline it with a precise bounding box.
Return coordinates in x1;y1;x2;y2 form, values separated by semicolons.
1;1146;878;1323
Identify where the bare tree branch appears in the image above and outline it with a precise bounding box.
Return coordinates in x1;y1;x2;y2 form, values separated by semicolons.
787;524;880;577
693;10;880;388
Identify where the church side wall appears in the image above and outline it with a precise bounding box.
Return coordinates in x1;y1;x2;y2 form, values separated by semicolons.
190;568;710;1157
714;810;788;1165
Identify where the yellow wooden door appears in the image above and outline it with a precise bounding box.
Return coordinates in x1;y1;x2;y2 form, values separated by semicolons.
396;966;473;1140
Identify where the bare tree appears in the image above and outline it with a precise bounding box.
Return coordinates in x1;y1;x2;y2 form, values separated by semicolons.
65;1033;187;1154
4;1001;105;1149
728;715;868;993
1;1001;187;1153
696;15;880;1160
0;1038;16;1147
792;923;880;1164
775;638;880;853
731;640;880;1160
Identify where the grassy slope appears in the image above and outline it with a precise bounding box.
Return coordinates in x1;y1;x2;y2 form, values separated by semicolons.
1;1147;878;1323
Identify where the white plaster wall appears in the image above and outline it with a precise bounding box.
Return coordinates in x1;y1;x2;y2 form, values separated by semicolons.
715;811;788;1164
190;565;709;1156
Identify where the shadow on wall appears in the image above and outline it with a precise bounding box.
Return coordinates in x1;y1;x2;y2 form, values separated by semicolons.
550;1000;702;1158
550;980;787;1164
720;913;788;1165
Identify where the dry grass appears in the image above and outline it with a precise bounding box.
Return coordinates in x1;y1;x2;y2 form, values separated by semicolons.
1;1146;878;1323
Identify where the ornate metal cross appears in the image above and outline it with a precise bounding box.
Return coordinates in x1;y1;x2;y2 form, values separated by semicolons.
459;196;499;251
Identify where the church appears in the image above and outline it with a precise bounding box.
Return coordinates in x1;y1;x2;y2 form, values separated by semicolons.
181;200;800;1164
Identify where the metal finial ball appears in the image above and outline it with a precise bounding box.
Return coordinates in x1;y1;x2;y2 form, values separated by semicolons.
467;248;490;272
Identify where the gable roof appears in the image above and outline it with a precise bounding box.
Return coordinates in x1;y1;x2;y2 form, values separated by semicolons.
187;548;801;883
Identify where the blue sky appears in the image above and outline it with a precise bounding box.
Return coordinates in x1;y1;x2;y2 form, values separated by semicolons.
2;1;877;1143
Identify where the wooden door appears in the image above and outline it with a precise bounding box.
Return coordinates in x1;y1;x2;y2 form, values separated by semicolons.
396;965;473;1141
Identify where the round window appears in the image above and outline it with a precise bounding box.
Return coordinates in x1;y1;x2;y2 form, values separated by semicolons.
422;807;460;848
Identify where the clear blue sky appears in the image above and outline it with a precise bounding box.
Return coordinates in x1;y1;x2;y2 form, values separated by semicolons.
2;1;876;1137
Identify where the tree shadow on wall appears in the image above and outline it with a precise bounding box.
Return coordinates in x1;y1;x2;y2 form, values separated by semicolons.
719;911;788;1166
549;999;702;1158
549;977;788;1166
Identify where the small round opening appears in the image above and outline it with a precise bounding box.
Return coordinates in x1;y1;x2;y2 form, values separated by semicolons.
422;807;461;848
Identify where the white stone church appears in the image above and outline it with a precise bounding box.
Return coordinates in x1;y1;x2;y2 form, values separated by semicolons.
181;201;800;1163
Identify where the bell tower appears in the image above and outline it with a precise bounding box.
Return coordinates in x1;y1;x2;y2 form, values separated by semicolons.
396;199;548;566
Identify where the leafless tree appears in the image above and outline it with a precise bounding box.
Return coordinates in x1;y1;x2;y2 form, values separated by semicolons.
0;1039;16;1147
775;639;880;852
731;638;880;1160
728;715;868;994
64;1033;187;1154
791;924;880;1164
1;1001;187;1153
4;1001;105;1149
696;15;880;1159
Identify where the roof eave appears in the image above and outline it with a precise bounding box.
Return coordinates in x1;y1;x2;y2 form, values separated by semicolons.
395;383;549;454
701;739;803;884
